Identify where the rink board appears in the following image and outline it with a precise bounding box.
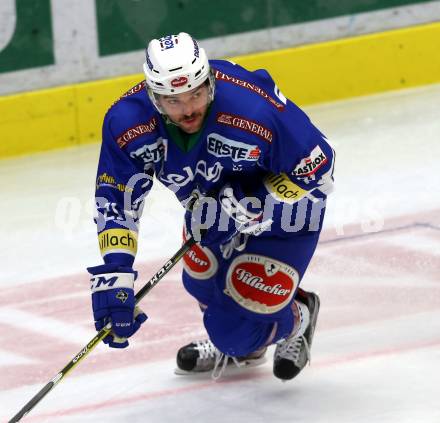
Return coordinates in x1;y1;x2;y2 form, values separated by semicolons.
0;21;439;158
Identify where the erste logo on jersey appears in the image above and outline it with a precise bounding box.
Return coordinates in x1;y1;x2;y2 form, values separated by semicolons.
216;112;273;143
225;254;298;314
117;117;158;148
207;133;260;162
130;137;166;166
292;146;328;180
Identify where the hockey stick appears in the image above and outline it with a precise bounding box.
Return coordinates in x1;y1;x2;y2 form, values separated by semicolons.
9;237;196;423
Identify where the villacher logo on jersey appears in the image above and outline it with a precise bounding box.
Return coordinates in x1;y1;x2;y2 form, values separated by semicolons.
98;229;138;257
225;254;298;314
264;173;308;204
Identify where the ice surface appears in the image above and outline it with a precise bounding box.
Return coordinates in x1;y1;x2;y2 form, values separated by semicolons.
1;83;439;422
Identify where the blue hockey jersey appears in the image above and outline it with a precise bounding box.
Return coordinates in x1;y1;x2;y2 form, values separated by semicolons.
94;60;335;267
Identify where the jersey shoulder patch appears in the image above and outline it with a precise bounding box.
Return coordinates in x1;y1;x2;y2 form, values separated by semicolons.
105;96;159;150
211;61;287;112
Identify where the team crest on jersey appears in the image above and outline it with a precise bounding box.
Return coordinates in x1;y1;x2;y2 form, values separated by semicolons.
292;146;328;181
207;133;260;162
117;117;158;149
225;254;298;314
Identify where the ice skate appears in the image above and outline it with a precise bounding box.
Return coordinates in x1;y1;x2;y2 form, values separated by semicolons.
273;288;320;381
175;339;267;376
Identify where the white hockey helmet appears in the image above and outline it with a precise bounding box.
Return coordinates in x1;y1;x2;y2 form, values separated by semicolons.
143;32;215;113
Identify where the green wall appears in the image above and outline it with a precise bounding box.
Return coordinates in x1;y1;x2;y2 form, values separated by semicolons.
0;0;54;73
96;0;430;55
0;0;436;93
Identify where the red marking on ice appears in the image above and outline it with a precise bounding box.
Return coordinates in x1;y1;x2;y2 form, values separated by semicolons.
24;338;440;422
1;210;439;391
318;208;440;242
0;260;206;390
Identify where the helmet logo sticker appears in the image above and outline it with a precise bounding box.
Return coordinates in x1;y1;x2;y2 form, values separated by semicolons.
159;35;178;50
171;76;188;87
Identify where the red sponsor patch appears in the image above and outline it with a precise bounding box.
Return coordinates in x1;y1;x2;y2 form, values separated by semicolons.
171;76;188;87
216;112;273;143
213;69;285;111
116;117;157;149
183;230;218;280
292;145;328;179
226;254;298;314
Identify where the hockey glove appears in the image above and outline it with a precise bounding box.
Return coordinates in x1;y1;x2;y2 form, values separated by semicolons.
185;182;269;247
88;263;148;348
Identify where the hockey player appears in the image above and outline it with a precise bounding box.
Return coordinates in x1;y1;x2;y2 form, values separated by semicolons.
88;32;335;381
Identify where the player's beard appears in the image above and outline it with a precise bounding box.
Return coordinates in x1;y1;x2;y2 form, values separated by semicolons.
178;111;204;133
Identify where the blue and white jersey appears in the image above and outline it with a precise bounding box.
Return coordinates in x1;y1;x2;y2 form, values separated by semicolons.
94;60;335;267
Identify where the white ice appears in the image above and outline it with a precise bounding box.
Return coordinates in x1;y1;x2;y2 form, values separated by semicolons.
0;83;439;423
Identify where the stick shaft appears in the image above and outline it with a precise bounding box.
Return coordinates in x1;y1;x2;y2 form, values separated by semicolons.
9;238;195;422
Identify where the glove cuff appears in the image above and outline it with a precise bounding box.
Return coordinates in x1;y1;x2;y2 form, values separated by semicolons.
90;272;134;293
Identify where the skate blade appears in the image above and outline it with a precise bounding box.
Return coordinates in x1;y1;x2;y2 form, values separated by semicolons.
174;356;267;376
